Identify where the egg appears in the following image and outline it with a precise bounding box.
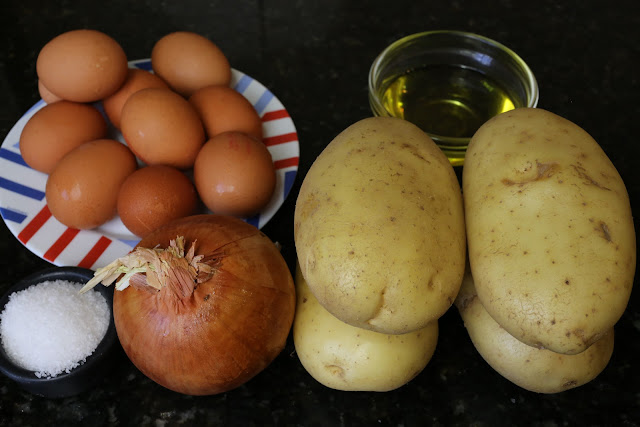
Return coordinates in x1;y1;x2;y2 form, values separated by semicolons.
36;29;128;103
102;68;169;129
151;31;231;97
46;139;137;229
189;85;263;140
37;80;61;104
117;165;198;237
120;88;205;169
193;131;276;217
20;101;108;174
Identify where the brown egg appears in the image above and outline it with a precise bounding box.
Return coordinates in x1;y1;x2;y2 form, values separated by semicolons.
151;31;231;97
20;101;108;173
46;139;137;229
193;131;276;217
189;85;263;140
120;88;205;169
36;29;128;103
38;80;61;103
102;68;169;129
117;165;198;237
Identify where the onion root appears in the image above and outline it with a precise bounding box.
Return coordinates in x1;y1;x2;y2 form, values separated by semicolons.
80;236;214;295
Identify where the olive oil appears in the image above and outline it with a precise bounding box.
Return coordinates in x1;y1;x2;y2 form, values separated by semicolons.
381;65;522;163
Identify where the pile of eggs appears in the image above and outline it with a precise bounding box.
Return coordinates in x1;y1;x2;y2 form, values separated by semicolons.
20;29;276;238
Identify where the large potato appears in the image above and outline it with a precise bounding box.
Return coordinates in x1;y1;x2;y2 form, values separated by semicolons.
295;117;466;334
455;269;614;394
463;108;635;354
293;264;438;391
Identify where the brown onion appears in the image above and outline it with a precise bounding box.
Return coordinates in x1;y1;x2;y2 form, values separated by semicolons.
81;214;295;395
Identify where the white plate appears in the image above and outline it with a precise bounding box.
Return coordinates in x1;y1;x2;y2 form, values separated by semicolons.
0;59;300;270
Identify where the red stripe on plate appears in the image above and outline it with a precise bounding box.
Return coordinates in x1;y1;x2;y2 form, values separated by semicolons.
262;109;289;121
44;228;80;262
274;157;299;169
18;205;52;244
264;132;298;147
77;236;112;269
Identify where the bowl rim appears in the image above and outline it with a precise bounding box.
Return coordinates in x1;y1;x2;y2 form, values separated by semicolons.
0;266;117;397
367;29;540;146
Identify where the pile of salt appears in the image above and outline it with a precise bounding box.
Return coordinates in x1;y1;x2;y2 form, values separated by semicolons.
0;279;110;378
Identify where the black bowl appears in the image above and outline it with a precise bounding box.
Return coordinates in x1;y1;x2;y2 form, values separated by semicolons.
0;266;119;398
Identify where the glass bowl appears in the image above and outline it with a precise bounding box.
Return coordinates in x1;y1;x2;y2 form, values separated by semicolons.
368;30;539;166
0;266;118;398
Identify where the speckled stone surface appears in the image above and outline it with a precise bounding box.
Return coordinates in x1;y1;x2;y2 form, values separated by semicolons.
1;1;639;425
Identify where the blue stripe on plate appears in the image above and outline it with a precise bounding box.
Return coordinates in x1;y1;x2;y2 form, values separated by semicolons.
253;90;274;115
246;215;259;228
0;207;27;223
23;99;46;117
0;177;46;200
133;60;153;71
118;238;141;248
234;75;253;93
283;169;297;198
0;148;29;167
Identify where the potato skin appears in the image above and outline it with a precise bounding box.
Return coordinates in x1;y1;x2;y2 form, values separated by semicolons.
463;108;635;354
293;264;438;392
294;117;466;334
455;270;614;394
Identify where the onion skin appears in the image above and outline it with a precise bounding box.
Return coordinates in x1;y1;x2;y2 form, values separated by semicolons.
112;214;296;395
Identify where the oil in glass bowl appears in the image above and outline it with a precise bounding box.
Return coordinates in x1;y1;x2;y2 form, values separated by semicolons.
381;64;523;166
368;31;539;166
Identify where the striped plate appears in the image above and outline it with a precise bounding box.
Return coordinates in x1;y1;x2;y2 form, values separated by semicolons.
0;59;299;270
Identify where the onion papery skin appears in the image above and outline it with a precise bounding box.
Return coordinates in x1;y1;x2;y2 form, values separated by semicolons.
112;214;296;395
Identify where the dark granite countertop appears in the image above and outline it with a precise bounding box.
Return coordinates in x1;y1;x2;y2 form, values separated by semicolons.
1;1;639;425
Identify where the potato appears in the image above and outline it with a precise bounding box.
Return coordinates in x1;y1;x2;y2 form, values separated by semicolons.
293;264;438;391
455;269;614;394
294;117;466;334
463;108;635;354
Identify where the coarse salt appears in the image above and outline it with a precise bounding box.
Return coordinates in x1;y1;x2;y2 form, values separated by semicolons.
0;279;110;378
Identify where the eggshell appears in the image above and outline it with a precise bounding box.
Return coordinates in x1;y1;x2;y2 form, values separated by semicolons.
38;80;61;104
46;139;137;229
189;85;263;140
36;29;128;103
120;88;205;169
102;68;169;129
151;31;231;97
117;165;198;237
194;131;276;217
19;101;108;174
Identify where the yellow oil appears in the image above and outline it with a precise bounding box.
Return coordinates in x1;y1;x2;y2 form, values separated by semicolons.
381;65;522;166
